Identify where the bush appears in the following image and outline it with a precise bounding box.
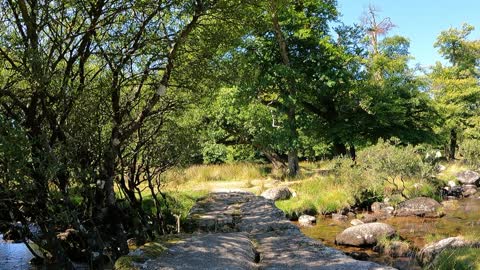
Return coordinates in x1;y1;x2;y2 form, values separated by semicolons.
460;139;480;169
202;143;228;164
357;139;437;199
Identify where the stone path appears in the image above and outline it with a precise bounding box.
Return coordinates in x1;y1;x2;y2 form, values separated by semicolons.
144;192;395;270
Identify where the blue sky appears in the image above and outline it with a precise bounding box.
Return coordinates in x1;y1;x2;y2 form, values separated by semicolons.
337;0;480;68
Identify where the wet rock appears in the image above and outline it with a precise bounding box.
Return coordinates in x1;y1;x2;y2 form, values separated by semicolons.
442;185;463;198
394;197;444;217
360;213;378;223
332;213;348;222
462;184;478;197
350;219;364;226
417;236;480;266
456;170;480;185
345;251;370;261
261;186;292;201
335;222;395;246
298;215;316;227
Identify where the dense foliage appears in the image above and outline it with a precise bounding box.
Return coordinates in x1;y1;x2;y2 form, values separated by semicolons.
0;0;479;267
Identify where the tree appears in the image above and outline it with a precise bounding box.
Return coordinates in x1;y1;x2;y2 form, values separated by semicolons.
231;0;339;175
0;0;253;264
431;24;480;159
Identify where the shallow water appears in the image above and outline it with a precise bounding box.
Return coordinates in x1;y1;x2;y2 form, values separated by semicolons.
0;235;36;270
299;197;480;269
0;234;109;270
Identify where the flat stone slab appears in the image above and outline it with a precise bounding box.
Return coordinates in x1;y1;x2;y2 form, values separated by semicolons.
143;233;256;270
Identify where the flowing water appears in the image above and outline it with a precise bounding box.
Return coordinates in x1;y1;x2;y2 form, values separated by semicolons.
299;197;480;269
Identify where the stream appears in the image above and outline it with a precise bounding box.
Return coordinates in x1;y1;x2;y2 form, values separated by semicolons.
300;197;480;269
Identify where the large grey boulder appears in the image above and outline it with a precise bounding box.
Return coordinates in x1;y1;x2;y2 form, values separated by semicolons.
456;170;480;185
261;186;292;201
335;222;395;246
394;197;444;217
417;236;480;266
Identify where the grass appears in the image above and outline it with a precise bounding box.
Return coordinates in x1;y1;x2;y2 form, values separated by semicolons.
275;176;355;216
163;163;269;185
431;247;480;270
114;237;181;270
436;161;471;184
375;236;412;257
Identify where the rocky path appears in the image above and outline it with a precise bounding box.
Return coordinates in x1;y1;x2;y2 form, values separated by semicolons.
144;192;395;269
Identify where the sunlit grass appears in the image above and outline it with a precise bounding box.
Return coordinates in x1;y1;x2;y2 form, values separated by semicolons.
436;161;470;184
431;247;480;270
275;175;356;216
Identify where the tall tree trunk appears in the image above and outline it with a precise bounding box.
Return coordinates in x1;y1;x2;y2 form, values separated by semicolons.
271;0;299;176
449;129;457;160
349;143;356;162
287;107;299;176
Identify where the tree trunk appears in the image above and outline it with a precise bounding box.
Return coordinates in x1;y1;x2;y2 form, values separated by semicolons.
271;1;299;177
287;150;299;177
449;129;457;160
349;143;356;162
333;142;347;156
287;107;299;176
260;147;287;174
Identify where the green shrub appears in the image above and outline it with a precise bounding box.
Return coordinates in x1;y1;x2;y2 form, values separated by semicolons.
202;143;228;164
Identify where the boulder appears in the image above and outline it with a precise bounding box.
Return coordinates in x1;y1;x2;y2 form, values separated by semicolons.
394;197;444;217
335;222;395;246
332;213;348;222
462;184;477;197
298;215;316;227
442;185;463;198
350;219;364;226
371;202;394;216
456;170;480;185
441;200;459;210
360;213;378;223
261;186;292;201
417;236;480;266
436;164;446;172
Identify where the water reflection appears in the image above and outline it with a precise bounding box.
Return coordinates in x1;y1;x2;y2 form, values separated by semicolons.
300;197;480;270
